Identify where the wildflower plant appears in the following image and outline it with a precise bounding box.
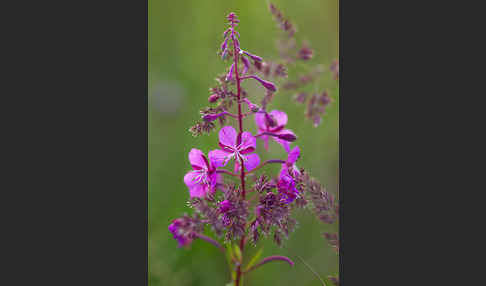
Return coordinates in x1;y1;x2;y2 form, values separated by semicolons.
170;7;339;286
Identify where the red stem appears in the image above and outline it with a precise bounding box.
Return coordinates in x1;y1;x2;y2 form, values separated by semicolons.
232;22;246;286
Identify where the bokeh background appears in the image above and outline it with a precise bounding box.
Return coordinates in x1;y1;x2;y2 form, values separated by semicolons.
149;0;339;285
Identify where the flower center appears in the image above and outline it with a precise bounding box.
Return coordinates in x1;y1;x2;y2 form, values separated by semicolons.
193;168;210;185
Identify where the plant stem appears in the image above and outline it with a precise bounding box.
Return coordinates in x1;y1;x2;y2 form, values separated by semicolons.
232;22;246;286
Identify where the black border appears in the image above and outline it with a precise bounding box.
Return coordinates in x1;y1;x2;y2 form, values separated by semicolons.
7;0;149;284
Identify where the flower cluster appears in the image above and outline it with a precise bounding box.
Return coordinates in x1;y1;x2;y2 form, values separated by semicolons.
168;214;203;247
168;10;338;286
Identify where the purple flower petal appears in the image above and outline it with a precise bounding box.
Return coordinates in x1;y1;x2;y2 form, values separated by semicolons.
219;126;237;149
269;110;288;127
263;135;269;151
254;112;267;130
188;148;208;170
287;146;300;164
208;149;231;168
274;137;291;153
243;153;260;171
209;173;221;193
183;171;207;198
239;131;256;154
189;184;207;198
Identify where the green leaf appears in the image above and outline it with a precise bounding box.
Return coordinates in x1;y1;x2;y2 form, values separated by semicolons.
225;244;234;269
244;247;263;272
233;244;242;262
225;282;234;286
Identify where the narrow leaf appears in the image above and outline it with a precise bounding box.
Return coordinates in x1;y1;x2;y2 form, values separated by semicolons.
244;247;263;272
233;244;242;262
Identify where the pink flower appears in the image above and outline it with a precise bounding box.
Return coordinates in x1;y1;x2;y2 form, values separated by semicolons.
255;110;296;152
183;149;222;198
209;126;260;172
277;146;301;202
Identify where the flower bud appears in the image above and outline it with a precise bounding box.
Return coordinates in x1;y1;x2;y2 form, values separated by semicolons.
219;200;232;213
298;46;313;60
226;63;234;81
319;91;331;106
220;37;228;52
241;55;250;75
208;94;219;103
295;92;308;103
202;112;225;122
277;132;297;142
247;75;277;92
242;50;263;62
242;98;260;112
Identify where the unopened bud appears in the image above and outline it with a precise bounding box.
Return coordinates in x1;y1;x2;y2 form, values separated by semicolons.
278;132;297;142
202;112;225;122
226;63;235;81
219;200;232;213
247;75;277;92
242;98;260;112
208;94;219;103
242;50;263;62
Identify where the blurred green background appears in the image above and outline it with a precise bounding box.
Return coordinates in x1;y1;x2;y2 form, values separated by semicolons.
149;0;339;285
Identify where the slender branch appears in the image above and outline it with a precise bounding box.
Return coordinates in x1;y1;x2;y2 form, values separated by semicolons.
194;233;225;254
246;159;286;174
243;255;294;274
216;169;239;177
